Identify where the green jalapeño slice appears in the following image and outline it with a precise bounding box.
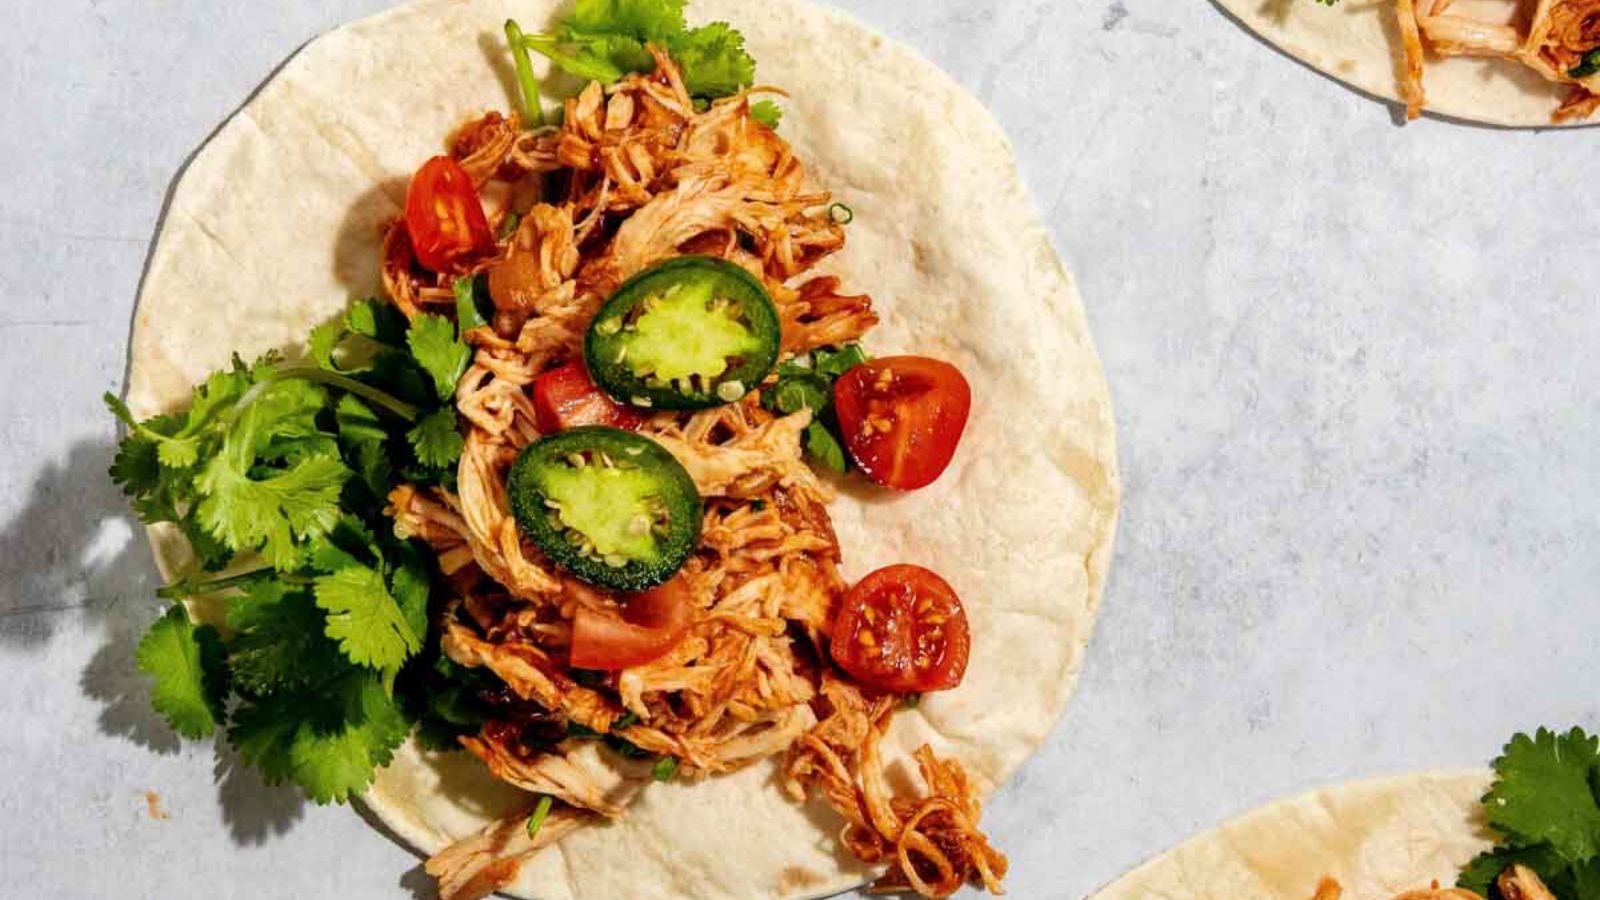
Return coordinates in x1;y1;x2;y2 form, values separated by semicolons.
585;256;781;410
508;427;702;590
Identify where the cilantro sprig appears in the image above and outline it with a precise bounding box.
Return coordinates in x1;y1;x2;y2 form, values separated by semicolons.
761;344;869;474
109;298;484;803
1460;727;1600;898
505;0;759;124
112;0;773;813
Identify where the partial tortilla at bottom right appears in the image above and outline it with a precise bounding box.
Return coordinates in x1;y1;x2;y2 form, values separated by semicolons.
1090;770;1494;900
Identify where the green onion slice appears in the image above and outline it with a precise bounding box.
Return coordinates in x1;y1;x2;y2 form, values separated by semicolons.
505;20;545;127
652;756;679;782
525;794;554;839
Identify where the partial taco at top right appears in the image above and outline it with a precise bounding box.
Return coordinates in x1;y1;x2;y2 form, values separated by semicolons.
1091;727;1600;900
1216;0;1600;126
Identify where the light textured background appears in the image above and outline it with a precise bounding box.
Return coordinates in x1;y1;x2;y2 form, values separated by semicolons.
3;1;1597;898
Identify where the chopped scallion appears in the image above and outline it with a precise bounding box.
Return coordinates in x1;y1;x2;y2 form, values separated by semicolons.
505;20;545;127
525;794;554;839
1570;48;1600;79
497;210;522;240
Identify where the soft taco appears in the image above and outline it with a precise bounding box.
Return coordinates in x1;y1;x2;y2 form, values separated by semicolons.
1215;0;1600;125
108;1;1119;898
1090;727;1600;900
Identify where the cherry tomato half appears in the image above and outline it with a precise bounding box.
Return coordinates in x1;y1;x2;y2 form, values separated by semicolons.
830;564;970;693
532;361;645;433
569;575;694;671
403;155;494;273
833;356;971;490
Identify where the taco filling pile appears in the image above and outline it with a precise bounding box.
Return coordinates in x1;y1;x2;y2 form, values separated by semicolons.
107;4;1013;898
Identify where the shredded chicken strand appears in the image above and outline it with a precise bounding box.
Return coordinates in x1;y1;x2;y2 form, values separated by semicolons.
784;679;1007;897
424;799;592;900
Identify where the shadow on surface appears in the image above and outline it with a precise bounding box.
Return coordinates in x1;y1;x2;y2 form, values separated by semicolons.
353;800;436;900
399;864;439;900
55;25;329;850
0;439;156;649
213;737;307;844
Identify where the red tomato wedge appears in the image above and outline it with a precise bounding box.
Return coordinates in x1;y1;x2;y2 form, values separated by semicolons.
833;356;971;490
403;155;494;273
532;361;645;433
569;575;693;670
830;564;970;693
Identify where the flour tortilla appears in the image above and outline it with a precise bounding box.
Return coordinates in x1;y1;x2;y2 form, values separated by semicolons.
1090;771;1495;900
1217;0;1594;127
125;0;1120;897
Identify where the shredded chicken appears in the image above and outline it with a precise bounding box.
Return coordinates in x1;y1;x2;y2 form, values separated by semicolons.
1310;862;1556;900
457;739;650;817
785;678;1008;898
424;799;592;900
1399;0;1600;121
382;46;990;900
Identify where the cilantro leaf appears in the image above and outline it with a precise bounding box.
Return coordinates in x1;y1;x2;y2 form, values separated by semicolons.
196;452;349;571
407;408;464;469
401;655;497;752
813;343;870;378
229;671;408;804
348;439;392;505
347;297;409;344
335;394;387;446
107;296;466;808
525;33;649;85
1571;859;1600;900
389;546;433;645
183;365;253;434
1485;727;1600;862
454;275;493;332
761;344;867;475
767;373;830;415
670;21;755;98
314;564;422;673
307;319;343;370
108;422;162;494
407;314;471;402
109;421;186;522
105;395;201;522
179;510;232;572
567;0;686;38
514;0;757;111
227;581;348;695
308;517;380;575
1459;845;1567;896
136;605;229;739
804;421;847;473
749;99;782;129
